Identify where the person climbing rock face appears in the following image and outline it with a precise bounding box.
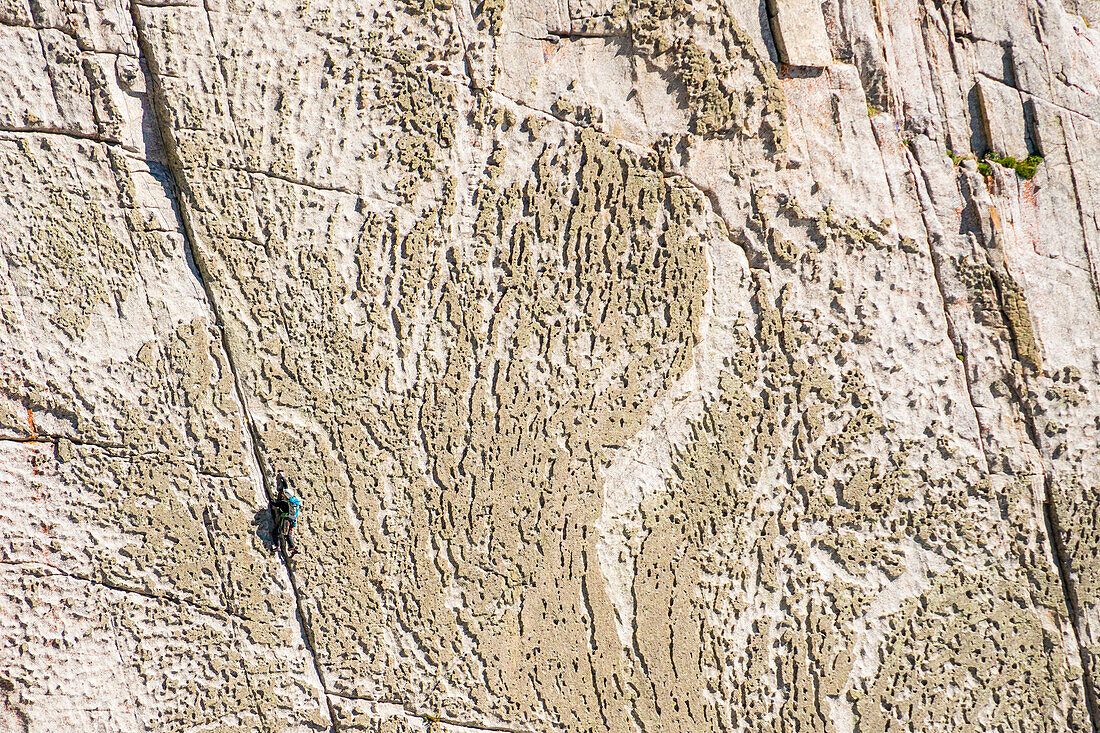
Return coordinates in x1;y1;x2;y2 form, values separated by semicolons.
271;470;301;557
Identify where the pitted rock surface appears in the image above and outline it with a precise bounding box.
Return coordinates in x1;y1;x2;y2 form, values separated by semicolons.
2;0;1100;730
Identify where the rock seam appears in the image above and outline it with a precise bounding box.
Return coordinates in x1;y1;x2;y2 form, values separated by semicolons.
904;140;1100;733
125;4;339;730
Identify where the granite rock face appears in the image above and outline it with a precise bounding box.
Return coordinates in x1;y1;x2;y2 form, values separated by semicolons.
2;0;1100;729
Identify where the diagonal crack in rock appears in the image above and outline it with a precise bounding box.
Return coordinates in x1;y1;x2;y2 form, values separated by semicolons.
126;5;338;730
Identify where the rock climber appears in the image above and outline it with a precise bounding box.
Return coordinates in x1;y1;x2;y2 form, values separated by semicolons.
271;470;301;556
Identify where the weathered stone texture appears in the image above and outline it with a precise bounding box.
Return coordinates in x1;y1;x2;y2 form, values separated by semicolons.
2;0;1100;729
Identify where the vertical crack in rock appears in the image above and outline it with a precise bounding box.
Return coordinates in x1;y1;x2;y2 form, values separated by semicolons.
1003;309;1100;732
1029;428;1100;733
200;504;235;616
987;206;1100;733
126;5;338;730
901;149;993;475
450;2;477;93
1063;156;1100;315
903;146;1100;732
926;239;993;470
1043;473;1100;733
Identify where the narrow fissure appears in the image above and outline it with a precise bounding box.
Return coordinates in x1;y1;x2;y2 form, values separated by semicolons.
901;148;995;475
0;432;125;450
903;146;1100;732
127;5;338;730
0;558;250;624
986;207;1100;733
1043;473;1100;732
0;126;127;148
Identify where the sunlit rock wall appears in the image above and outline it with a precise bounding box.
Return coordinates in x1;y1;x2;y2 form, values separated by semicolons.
2;0;1100;730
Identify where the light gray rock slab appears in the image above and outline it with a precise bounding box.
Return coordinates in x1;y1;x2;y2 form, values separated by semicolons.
977;76;1031;159
767;0;833;67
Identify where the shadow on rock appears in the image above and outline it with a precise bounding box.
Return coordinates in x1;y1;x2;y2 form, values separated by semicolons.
252;506;274;547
